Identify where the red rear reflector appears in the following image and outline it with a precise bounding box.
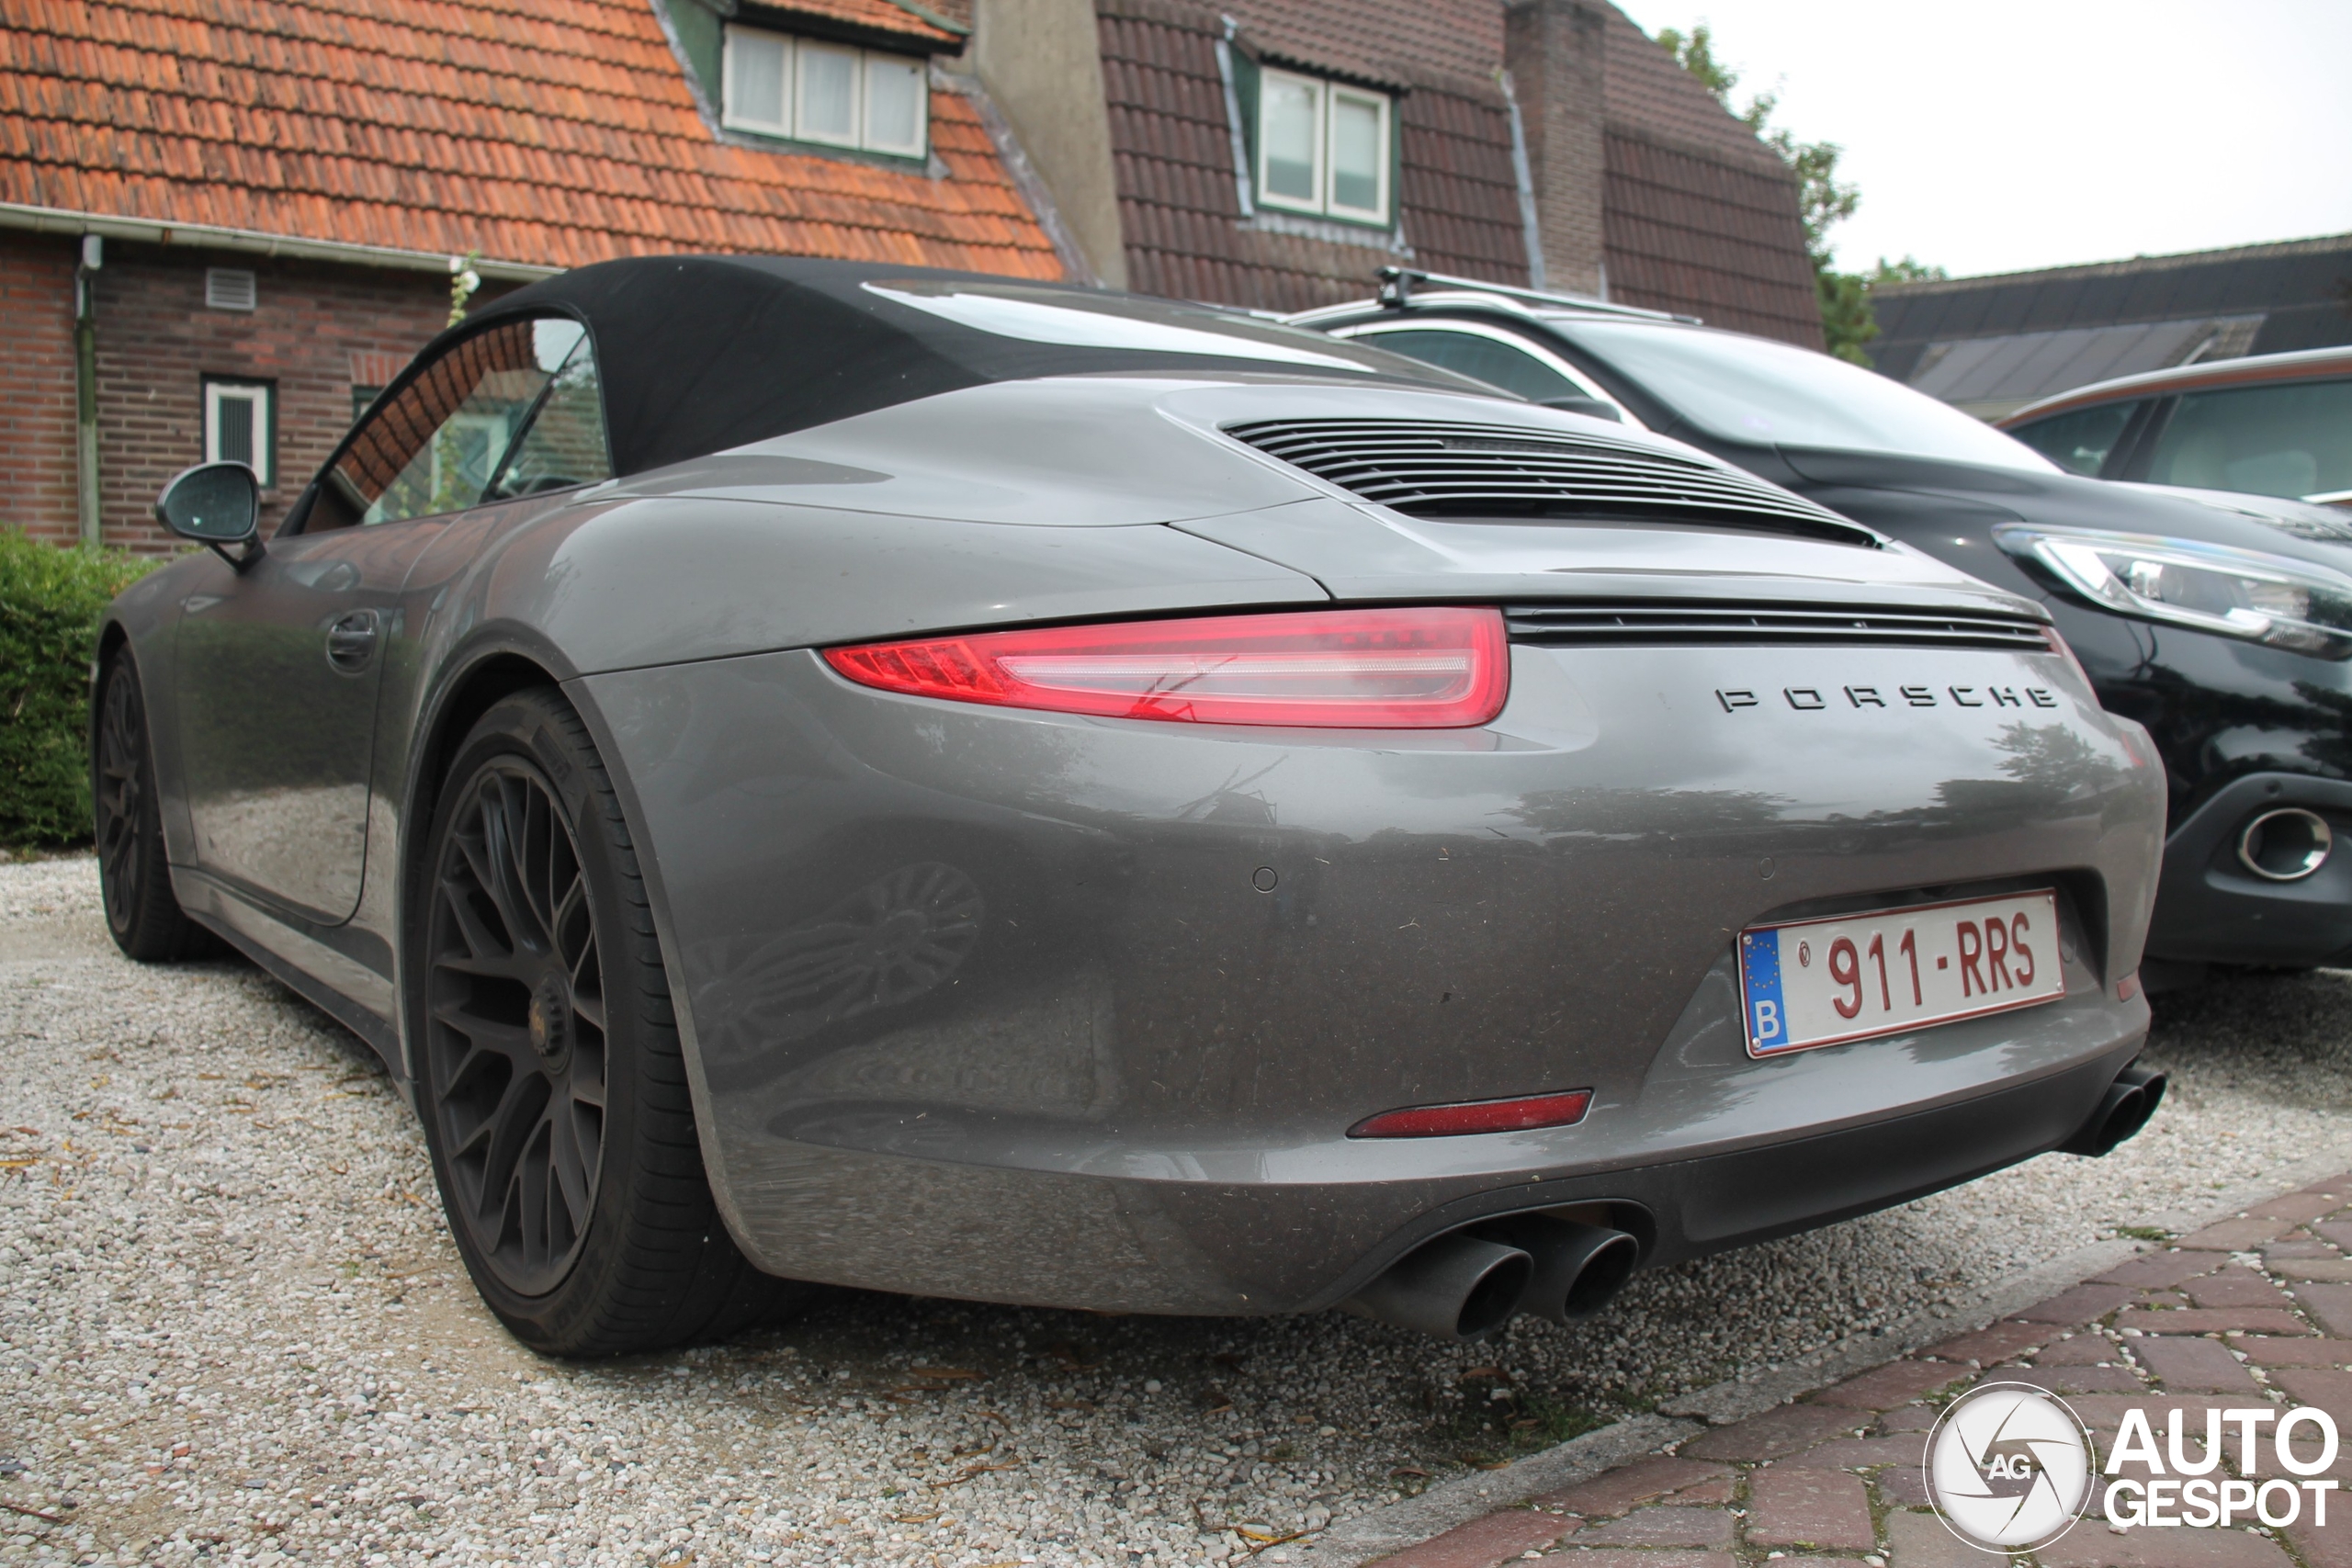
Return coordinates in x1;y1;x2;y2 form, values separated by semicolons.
1349;1089;1593;1139
823;606;1509;728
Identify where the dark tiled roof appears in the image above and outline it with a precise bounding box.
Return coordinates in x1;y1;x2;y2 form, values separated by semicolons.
1098;0;1528;312
1223;0;1500;90
1590;6;1816;346
1601;128;1820;347
1871;231;2352;372
1599;5;1782;174
0;0;1062;276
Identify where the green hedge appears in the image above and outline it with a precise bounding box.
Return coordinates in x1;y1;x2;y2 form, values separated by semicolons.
1;532;165;848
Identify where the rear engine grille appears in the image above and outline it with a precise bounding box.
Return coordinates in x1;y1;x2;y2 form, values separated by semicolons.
1506;603;2052;651
1226;417;1874;544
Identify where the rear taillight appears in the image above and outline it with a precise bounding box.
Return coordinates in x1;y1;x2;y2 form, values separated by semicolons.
823;607;1509;728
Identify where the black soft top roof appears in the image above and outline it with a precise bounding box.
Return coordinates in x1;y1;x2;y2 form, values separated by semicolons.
459;255;1459;478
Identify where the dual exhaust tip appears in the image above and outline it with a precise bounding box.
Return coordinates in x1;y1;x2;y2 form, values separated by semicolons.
2059;1062;2166;1158
1341;1214;1640;1342
1347;1062;2168;1339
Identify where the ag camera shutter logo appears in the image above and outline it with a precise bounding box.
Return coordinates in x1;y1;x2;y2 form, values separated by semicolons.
1924;1382;2096;1552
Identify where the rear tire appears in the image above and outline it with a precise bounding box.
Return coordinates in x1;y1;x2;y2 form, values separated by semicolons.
413;689;807;1355
93;649;212;962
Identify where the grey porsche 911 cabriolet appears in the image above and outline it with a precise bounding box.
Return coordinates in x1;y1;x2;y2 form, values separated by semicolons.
96;257;2166;1355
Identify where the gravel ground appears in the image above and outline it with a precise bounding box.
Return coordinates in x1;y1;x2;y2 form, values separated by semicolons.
5;852;2349;1568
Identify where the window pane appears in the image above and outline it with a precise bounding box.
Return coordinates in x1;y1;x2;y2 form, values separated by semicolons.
1367;330;1587;402
727;28;788;130
2007;402;2137;478
330;320;558;527
2143;378;2352;500
214;393;255;468
1329;93;1383;216
488;336;614;501
1261;74;1320;206
797;42;858;144
864;54;924;154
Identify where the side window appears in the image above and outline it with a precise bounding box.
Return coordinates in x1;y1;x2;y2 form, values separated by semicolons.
485;339;613;500
1363;329;1596;404
2007;401;2139;478
2143;378;2352;500
308;319;606;530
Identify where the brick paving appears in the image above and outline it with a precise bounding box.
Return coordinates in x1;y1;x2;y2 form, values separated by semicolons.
1363;1173;2352;1568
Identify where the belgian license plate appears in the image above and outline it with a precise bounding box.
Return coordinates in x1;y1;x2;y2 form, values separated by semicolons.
1737;890;2064;1057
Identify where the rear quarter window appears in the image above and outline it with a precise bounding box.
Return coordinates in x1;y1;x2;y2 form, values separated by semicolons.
2143;378;2352;499
2007;400;2140;477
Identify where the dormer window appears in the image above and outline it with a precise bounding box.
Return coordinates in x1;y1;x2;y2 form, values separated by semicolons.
1257;67;1392;226
720;23;928;159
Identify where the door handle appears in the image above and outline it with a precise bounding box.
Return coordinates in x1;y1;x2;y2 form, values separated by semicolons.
325;609;380;671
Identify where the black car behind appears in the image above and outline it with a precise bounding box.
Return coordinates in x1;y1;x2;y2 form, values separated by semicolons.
1295;277;2352;979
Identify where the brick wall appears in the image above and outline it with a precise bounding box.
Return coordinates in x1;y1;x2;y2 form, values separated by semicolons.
0;239;516;554
0;234;85;546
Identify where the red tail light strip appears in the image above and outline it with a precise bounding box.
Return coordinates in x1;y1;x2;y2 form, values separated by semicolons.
1349;1089;1593;1139
824;606;1510;728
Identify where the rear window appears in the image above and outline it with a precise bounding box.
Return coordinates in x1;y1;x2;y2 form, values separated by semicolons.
2008;401;2141;478
2143;378;2352;500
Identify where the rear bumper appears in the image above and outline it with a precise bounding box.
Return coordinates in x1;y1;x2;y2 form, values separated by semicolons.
2144;773;2352;966
577;637;2163;1314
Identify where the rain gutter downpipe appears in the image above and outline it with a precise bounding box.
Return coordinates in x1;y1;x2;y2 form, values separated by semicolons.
74;233;100;547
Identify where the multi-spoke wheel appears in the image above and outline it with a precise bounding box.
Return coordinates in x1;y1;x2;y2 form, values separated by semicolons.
92;649;209;961
413;690;803;1354
427;758;610;1295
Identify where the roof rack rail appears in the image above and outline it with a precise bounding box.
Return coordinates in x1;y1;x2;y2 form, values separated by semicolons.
1375;266;1702;325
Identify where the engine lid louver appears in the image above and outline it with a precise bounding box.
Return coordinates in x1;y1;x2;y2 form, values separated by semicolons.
1225;417;1877;546
1505;603;2052;651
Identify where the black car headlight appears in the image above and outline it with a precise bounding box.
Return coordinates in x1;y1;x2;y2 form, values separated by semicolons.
1994;524;2352;660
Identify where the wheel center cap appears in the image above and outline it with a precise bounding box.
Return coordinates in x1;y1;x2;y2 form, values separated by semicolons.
527;976;571;1062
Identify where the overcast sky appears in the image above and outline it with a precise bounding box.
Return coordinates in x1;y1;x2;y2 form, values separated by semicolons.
1609;0;2352;280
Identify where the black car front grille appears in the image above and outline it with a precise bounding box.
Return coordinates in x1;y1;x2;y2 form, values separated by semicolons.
1505;602;2052;651
1225;417;1876;545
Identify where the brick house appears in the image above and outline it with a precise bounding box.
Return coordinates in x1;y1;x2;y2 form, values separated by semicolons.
967;0;1821;329
2;0;1813;553
1;0;1068;551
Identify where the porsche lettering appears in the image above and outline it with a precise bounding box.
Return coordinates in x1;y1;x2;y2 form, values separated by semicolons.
1717;685;2060;713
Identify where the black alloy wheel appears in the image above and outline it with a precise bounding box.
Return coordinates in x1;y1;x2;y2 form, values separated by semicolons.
92;649;210;961
415;690;801;1354
426;757;610;1296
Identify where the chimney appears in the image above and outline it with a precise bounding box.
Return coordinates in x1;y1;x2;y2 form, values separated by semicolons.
1503;0;1608;298
971;0;1129;288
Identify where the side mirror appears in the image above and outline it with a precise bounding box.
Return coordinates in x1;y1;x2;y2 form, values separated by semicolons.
1540;395;1623;423
154;462;265;567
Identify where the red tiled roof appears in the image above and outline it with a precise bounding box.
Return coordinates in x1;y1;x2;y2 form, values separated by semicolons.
0;0;1064;278
775;0;964;45
1099;0;1527;313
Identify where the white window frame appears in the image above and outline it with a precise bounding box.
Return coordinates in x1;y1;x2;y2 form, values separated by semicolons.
1256;67;1392;226
719;23;928;159
203;379;272;486
1255;68;1327;218
720;23;792;137
1324;85;1391;224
